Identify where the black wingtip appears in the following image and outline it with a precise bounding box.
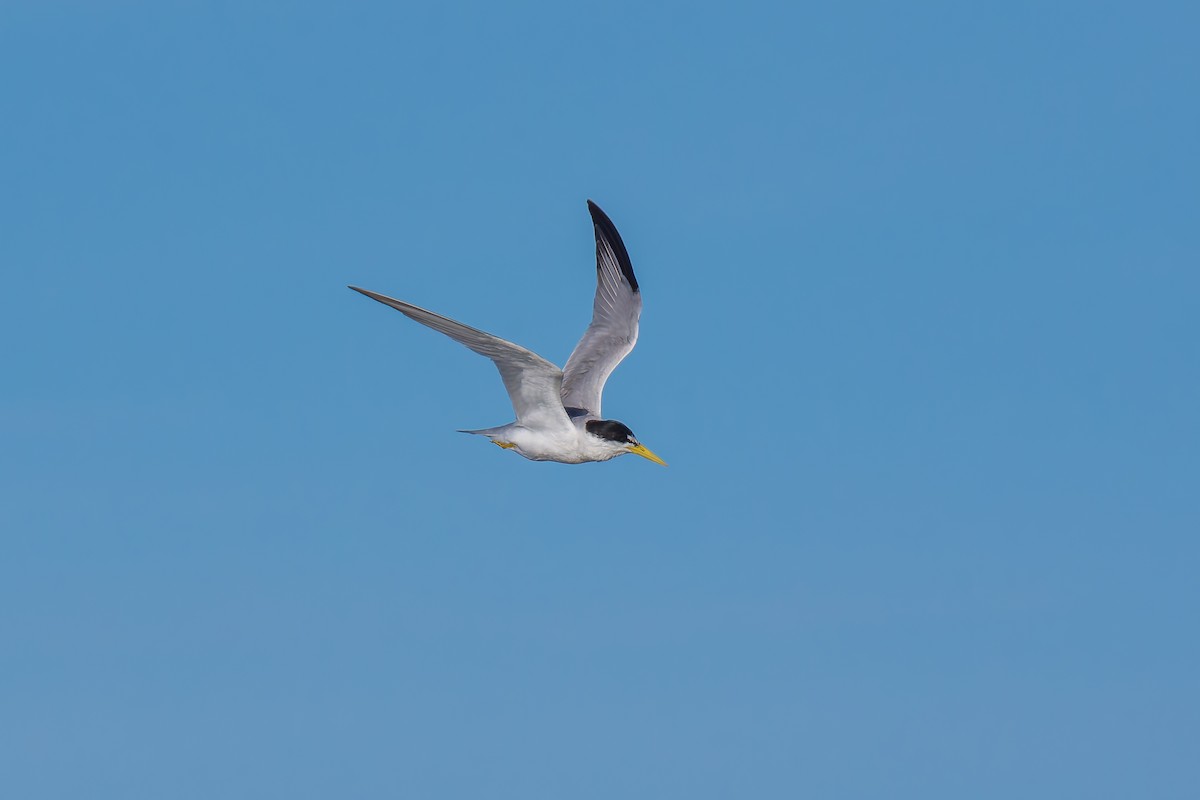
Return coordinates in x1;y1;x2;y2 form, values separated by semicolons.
348;285;389;306
586;199;639;293
348;285;380;300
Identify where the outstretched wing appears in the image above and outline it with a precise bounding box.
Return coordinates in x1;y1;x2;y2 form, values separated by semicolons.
559;200;643;418
349;286;573;433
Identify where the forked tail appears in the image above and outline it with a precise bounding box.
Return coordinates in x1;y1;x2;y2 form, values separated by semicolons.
456;426;507;438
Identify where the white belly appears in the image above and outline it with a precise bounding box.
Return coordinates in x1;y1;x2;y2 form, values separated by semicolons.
492;422;623;464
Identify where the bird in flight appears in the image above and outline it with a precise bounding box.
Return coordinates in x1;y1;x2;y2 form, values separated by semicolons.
349;200;666;466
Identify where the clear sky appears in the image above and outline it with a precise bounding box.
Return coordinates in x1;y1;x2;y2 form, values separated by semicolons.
2;1;1197;798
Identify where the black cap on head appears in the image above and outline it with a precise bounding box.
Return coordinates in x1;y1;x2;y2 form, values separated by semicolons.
586;419;636;443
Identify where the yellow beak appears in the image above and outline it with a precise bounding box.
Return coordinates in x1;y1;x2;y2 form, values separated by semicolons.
629;443;668;466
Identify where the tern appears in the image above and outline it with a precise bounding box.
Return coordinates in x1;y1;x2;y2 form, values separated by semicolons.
349;200;666;466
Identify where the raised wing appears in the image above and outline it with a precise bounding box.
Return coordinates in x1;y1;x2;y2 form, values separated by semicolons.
560;200;643;418
349;286;573;433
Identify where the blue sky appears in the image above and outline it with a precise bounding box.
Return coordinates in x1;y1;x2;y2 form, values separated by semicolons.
2;1;1197;797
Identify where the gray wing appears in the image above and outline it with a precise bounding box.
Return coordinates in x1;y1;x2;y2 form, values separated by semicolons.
349;286;574;433
560;200;643;418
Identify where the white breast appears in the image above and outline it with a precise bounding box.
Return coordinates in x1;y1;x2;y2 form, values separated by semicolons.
500;421;625;463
